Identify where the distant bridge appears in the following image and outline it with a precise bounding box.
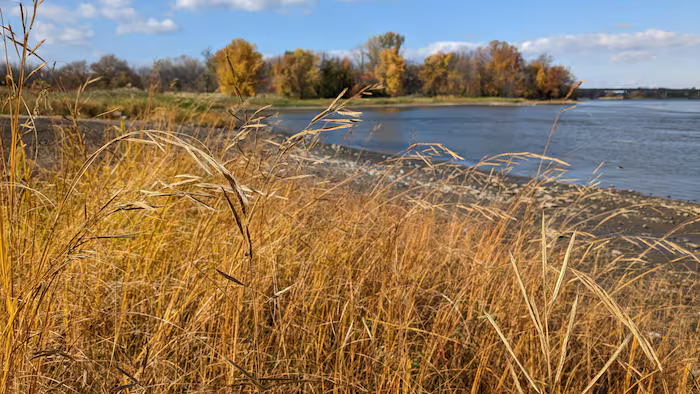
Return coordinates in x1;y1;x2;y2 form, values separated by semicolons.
576;88;700;99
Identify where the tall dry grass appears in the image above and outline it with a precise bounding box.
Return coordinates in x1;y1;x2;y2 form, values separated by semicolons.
1;2;699;393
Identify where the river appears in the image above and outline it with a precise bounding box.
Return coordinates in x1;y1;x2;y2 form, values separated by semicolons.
275;100;700;201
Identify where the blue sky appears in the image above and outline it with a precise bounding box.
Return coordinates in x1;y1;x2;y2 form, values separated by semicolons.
3;0;700;87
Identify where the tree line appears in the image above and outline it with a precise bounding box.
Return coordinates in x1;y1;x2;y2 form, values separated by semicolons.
2;32;575;100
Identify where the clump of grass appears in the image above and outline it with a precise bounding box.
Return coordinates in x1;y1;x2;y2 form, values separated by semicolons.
1;2;699;393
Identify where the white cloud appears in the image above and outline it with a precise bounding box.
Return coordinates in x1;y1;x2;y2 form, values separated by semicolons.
116;18;179;34
406;30;700;66
101;6;138;20
5;3;96;48
78;3;98;18
610;50;657;63
323;49;354;59
404;41;480;59
98;0;180;35
34;21;94;45
100;0;131;7
12;3;96;23
174;0;314;12
518;29;700;62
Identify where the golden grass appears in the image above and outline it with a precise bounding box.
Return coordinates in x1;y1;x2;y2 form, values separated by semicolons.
1;3;699;393
0;91;698;392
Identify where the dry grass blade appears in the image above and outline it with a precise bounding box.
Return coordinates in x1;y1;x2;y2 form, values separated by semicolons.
541;216;549;309
1;11;696;391
508;253;550;380
549;232;577;311
225;357;266;391
581;335;632;393
555;293;578;386
113;366;139;393
221;187;253;277
572;269;663;372
484;312;542;394
507;358;526;394
216;269;247;287
272;284;295;298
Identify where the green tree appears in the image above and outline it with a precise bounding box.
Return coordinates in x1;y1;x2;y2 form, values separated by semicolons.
402;63;424;96
319;56;355;98
213;39;263;96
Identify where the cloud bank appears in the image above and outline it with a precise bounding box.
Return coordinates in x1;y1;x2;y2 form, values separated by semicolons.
99;0;179;35
174;0;313;11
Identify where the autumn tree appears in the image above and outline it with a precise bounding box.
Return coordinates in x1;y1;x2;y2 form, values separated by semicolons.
364;32;405;72
213;39;263;96
272;49;320;99
522;55;574;99
447;51;479;96
319;55;355;98
420;52;455;96
486;41;523;97
374;49;405;96
366;33;406;96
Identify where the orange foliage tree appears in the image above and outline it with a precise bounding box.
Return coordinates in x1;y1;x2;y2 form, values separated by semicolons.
485;40;523;97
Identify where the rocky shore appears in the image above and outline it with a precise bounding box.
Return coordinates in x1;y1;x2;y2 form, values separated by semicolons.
4;115;699;270
294;142;700;270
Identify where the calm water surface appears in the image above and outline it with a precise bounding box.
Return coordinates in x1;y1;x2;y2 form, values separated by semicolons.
275;100;700;201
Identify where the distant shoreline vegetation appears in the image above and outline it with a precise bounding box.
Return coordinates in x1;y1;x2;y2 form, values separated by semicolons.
0;88;575;126
2;32;579;102
578;88;700;99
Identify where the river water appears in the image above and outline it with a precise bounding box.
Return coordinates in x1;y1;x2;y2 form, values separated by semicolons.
274;100;700;201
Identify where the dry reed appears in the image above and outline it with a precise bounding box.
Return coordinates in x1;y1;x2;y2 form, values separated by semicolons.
1;2;699;393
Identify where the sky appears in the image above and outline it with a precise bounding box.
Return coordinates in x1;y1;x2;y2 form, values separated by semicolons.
2;0;700;88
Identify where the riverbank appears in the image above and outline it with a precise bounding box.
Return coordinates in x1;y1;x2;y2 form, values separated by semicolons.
296;141;700;270
247;95;576;110
3;113;698;392
6;115;699;269
0;88;575;121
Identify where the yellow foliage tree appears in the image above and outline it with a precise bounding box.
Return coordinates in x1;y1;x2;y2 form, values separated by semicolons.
374;48;405;96
272;49;320;99
213;39;263;96
420;52;454;96
364;32;405;71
